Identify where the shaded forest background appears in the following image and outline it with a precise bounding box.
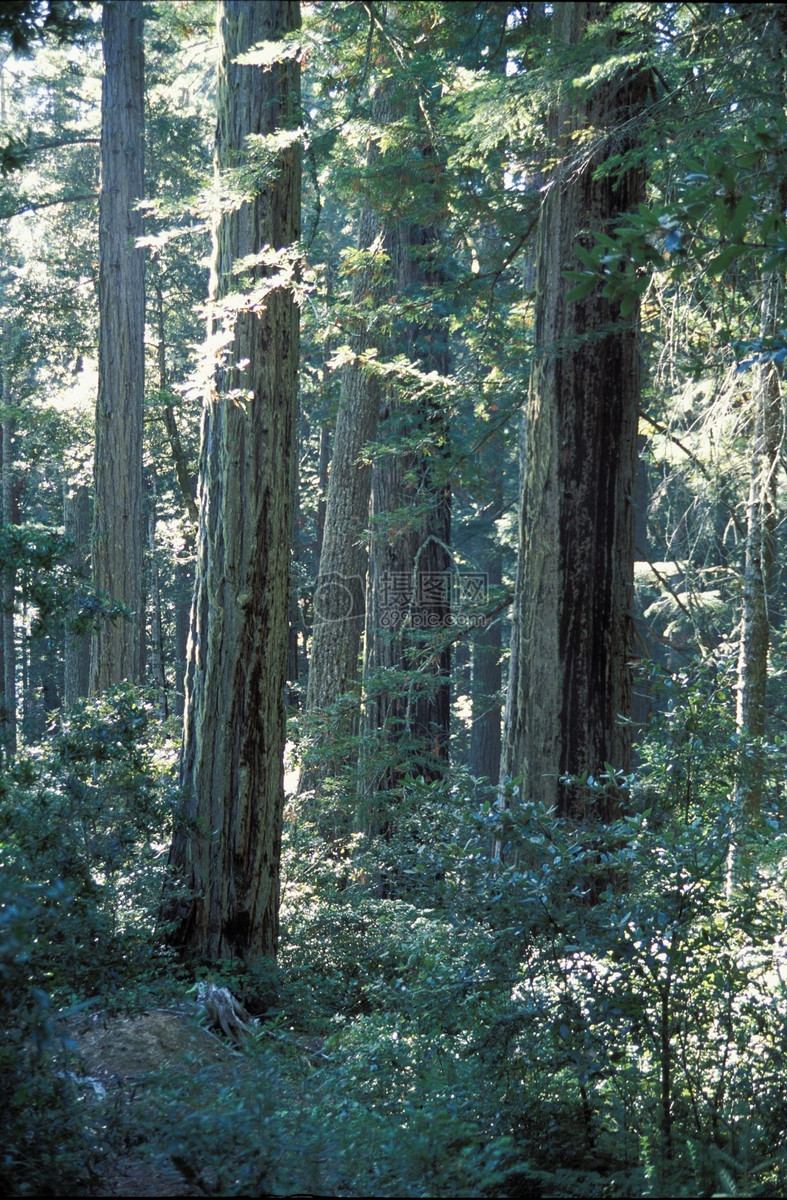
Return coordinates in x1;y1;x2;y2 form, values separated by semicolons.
3;1;787;1196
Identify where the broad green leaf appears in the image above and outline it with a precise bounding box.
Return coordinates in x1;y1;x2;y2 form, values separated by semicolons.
706;244;739;276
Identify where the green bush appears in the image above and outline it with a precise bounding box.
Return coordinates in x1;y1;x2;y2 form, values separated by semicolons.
0;684;178;1001
0;871;102;1196
281;673;787;1196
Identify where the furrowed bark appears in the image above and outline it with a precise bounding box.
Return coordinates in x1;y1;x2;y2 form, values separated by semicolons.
167;0;301;963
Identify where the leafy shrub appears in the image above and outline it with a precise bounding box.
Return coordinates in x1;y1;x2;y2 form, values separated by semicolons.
0;685;178;1000
282;680;787;1197
0;870;102;1196
130;1040;340;1196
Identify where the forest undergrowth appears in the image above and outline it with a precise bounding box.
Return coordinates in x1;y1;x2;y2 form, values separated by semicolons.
2;674;787;1198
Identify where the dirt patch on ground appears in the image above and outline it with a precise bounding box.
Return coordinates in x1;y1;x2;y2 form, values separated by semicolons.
70;1009;231;1084
60;1009;247;1197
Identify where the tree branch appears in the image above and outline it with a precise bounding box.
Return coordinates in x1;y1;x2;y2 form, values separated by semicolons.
0;192;96;221
639;409;745;539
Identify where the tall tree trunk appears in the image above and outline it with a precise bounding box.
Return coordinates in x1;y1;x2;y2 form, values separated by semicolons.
362;413;451;800
452;633;471;764
2;407;16;755
167;0;301;963
314;421;331;571
63;482;92;707
287;403;303;709
90;0;145;692
470;483;503;790
152;266;196;717
299;88;409;797
731;272;782;863
146;470;169;717
154;272;199;528
303;204;385;711
173;550;192;719
362;218;452;803
728;10;787;877
500;1;647;819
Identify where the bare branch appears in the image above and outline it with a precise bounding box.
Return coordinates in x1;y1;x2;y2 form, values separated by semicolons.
0;191;96;221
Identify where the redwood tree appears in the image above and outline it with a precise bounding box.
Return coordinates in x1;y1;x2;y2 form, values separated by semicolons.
90;0;145;691
501;1;649;818
167;0;301;962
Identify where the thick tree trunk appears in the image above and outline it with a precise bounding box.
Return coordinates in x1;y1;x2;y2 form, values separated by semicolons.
500;1;646;819
90;0;145;692
167;0;300;963
63;482;91;707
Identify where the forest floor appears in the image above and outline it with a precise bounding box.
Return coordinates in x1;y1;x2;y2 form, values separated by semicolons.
55;1000;346;1197
61;1008;232;1196
58;1002;334;1197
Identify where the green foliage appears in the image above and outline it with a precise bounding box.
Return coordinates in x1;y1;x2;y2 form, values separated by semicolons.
0;0;93;55
0;685;178;1000
5;652;783;1196
0;520;125;637
279;658;787;1196
0;871;103;1196
129;1046;324;1196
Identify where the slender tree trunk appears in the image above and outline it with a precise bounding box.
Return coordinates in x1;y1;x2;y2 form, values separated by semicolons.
728;7;787;874
361;212;452;807
63;482;91;707
167;0;301;963
500;1;647;819
32;632;60;730
173;551;191;719
90;0;145;692
20;604;28;739
287;404;303;709
452;633;470;763
0;490;4;752
304;206;385;712
470;485;503;789
154;273;199;528
2;407;15;755
138;511;147;685
314;421;331;571
146;470;168;717
362;414;451;801
730;271;782;873
152;267;195;717
299;90;407;796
